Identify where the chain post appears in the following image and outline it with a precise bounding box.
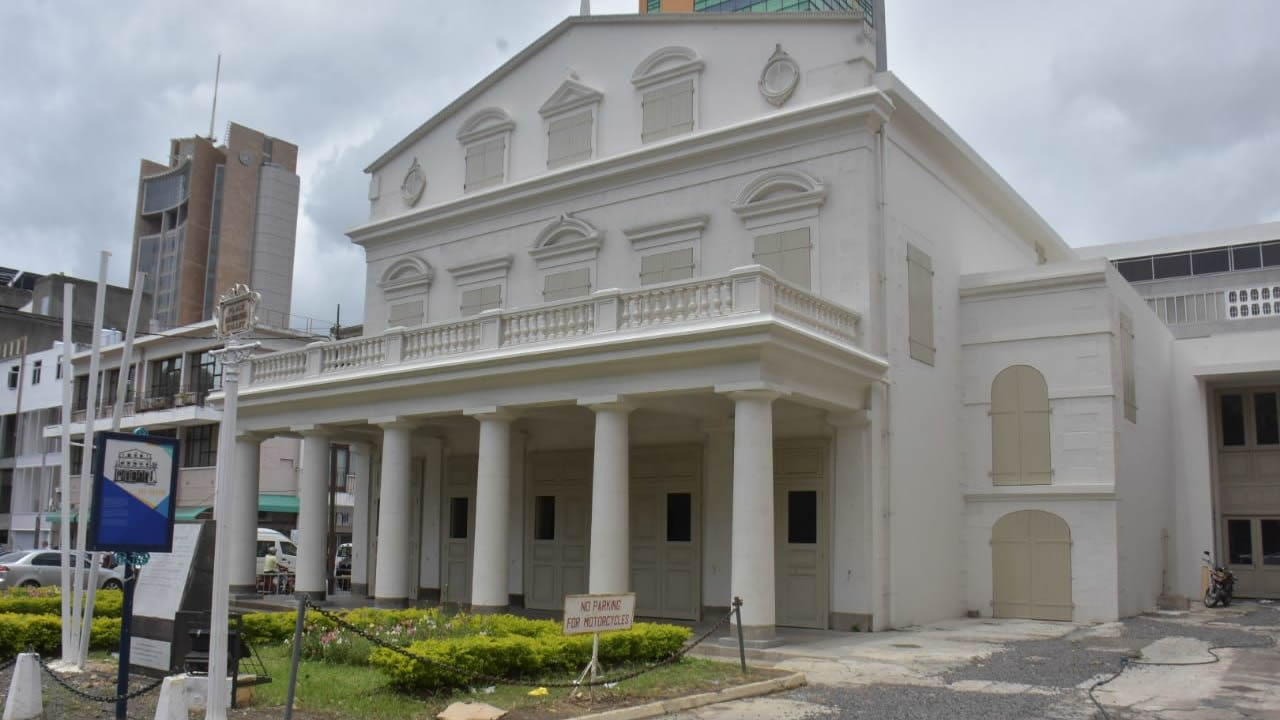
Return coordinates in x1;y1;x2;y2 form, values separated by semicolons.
284;593;307;720
732;596;747;674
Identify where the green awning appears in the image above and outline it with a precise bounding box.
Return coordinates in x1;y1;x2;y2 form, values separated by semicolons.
258;494;299;514
46;512;77;524
175;506;210;521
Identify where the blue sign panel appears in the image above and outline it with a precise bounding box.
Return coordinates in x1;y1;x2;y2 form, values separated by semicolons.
87;431;180;553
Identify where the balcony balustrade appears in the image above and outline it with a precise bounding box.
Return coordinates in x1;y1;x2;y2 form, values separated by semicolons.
245;266;861;389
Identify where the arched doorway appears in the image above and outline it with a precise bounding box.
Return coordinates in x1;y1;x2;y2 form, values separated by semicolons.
991;510;1072;621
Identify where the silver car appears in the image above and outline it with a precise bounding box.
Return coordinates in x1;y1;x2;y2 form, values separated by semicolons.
0;550;126;590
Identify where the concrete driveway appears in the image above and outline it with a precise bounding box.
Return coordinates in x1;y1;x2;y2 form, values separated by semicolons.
684;601;1280;719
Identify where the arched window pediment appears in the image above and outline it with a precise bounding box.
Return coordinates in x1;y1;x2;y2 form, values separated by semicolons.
529;214;603;268
632;46;704;89
457;107;516;145
731;169;827;221
378;255;434;296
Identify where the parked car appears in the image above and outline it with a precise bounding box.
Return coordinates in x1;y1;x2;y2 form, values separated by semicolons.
0;550;126;590
255;528;298;575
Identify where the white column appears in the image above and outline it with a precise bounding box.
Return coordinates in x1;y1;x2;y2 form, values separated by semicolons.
295;428;330;600
373;421;413;607
728;390;780;642
229;433;262;595
469;409;514;611
583;399;632;593
349;441;373;597
419;436;444;602
829;411;872;630
702;419;734;610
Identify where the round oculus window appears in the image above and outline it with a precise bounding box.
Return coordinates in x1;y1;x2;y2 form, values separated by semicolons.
401;158;427;206
759;45;800;107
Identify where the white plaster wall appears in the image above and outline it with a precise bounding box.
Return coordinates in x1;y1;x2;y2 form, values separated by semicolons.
362;133;875;336
0;345;65;415
367;17;874;222
876;123;1043;627
964;498;1119;622
1108;272;1178;616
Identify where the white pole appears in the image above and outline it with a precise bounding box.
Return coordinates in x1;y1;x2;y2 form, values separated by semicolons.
205;340;258;720
71;252;110;670
76;270;145;666
57;284;75;665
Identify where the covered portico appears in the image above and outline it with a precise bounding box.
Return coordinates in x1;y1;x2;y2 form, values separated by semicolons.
221;267;888;640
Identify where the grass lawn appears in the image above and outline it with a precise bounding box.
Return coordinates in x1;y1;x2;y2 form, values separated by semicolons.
246;644;778;719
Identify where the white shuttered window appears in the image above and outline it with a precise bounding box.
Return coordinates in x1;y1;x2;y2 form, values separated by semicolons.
906;244;935;365
464;137;506;191
991;365;1052;486
543;268;591;301
547;110;593;168
640;248;695;285
753;228;811;288
641;79;695;143
460;285;501;316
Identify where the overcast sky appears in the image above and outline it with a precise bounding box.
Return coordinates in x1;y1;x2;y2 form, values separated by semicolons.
1;0;1277;325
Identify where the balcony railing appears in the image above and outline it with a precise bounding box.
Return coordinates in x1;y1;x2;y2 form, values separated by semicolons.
71;390;206;423
245;266;861;389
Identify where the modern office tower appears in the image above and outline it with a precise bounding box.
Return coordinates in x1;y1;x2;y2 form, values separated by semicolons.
130;122;300;329
640;0;862;13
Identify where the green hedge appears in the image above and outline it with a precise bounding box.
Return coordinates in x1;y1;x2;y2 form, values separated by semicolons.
369;622;690;692
0;614;121;658
0;590;123;618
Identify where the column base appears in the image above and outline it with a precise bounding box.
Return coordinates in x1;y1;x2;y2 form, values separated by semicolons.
300;590;326;603
229;584;257;598
351;583;369;598
469;603;508;615
723;624;783;648
374;597;409;609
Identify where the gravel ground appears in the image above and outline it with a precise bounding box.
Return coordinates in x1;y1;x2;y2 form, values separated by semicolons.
0;660;165;720
762;601;1280;720
785;684;1087;720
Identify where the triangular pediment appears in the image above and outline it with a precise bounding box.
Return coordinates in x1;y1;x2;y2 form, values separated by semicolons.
539;79;604;118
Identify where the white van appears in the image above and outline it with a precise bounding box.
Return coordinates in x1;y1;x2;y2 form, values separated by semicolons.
256;528;298;575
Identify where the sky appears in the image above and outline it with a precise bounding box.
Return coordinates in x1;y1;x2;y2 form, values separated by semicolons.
1;0;1277;326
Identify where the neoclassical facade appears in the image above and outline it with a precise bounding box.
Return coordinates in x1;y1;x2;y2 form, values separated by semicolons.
209;11;1274;639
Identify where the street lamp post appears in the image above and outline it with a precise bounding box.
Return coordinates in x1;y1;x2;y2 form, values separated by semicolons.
207;285;260;720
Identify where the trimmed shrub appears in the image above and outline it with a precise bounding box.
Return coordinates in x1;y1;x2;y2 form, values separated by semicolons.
239;612;296;646
0;589;123;618
0;613;122;658
369;622;690;693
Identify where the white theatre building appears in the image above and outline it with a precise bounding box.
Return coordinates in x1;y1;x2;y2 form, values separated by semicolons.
216;10;1280;640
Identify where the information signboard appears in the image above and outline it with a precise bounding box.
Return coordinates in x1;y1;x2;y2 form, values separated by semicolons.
86;431;179;553
562;593;636;635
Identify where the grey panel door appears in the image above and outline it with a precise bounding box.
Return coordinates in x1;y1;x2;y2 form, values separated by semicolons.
441;456;476;605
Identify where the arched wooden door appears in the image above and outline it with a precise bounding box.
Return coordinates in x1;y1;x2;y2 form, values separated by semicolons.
992;510;1072;621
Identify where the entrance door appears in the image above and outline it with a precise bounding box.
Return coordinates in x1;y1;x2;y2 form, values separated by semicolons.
441;456;476;606
525;451;591;610
630;446;701;621
991;510;1073;621
774;443;828;629
1223;517;1280;598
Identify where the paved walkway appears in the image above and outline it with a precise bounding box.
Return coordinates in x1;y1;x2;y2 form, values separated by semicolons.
680;601;1280;719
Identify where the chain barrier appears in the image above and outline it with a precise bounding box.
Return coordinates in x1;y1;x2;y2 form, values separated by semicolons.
304;597;736;689
35;655;164;704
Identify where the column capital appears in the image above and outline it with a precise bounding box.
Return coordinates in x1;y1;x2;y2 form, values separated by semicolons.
370;416;417;431
464;406;518;423
827;409;870;428
716;383;786;403
578;395;634;413
290;424;333;438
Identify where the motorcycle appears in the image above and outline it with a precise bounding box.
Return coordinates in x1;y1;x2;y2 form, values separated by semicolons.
1202;550;1236;608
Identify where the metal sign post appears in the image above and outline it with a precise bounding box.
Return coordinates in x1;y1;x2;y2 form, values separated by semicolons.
207;284;261;720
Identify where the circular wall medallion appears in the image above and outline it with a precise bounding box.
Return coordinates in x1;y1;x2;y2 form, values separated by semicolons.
759;44;800;107
401;158;427;206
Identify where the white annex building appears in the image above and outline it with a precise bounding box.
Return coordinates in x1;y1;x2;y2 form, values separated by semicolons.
207;10;1279;641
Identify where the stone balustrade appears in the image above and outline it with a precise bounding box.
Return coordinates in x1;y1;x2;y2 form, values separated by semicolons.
243;266;861;388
